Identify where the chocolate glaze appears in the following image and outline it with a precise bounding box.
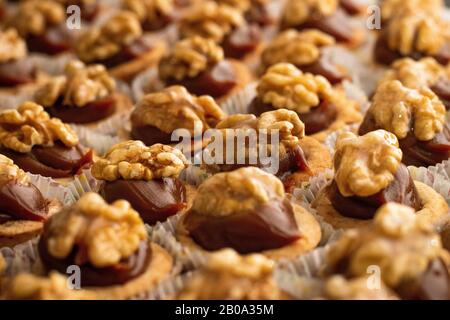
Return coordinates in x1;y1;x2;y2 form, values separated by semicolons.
1;142;93;178
130;124;174;146
184;198;301;254
46;95;117;124
374;33;450;66
291;9;355;44
165;60;237;98
328;164;422;220
142;14;173;32
397;258;450;300
26;23;75;55
0;180;48;221
97;37;153;69
0;58;36;87
300;56;347;85
222;24;261;59
100;178;187;225
249;98;338;135
431;79;450;110
359;112;450;167
38;238;151;287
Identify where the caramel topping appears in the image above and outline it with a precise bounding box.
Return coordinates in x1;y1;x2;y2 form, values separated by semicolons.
192;167;285;217
334;130;402;197
282;0;337;27
370;80;446;141
0;102;79;153
35;60;116;108
91;140;188;181
159;37;224;82
262;29;335;68
180;1;244;42
0;29;27;64
123;0;174;23
132;85;225;134
0;154;29;185
10;0;65;37
76;11;143;63
386;11;448;56
178;249;283;300
257;63;334;114
45;192;147;268
326;203;449;288
2;272;93;300
382;58;444;90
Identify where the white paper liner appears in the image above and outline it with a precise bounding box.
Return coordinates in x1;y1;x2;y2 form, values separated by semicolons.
342;80;370;114
220;82;257;115
27;173;74;206
408;163;450;206
71;125;122;155
66;169;99;201
0;87;37;110
323;124;359;156
29;52;76;76
0;238;39;277
131;68;163;102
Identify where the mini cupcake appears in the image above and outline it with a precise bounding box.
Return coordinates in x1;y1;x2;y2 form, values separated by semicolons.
177;167;321;260
179;1;262;61
380;58;450;109
374;9;450;66
248;63;362;141
156;36;253;101
130;85;225;153
359;80;450;167
215;0;276;27
0;155;60;247
202;109;332;191
176;249;292;299
122;0;175;32
33;60;133;126
280;0;364;48
8;0;76;56
35;193;173;299
260;29;347;84
91;140;194;225
75;10;166;82
0;102;93;180
312;130;449;230
321;203;450;300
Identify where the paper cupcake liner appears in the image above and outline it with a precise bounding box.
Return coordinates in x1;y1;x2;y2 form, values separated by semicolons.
131;68;164;102
220;82;257;115
0;238;39;277
66;169;99;201
29;52;76;76
0;87;37;110
408;163;450;205
323;124;359;156
27;173;74;206
342;80;370;114
137;272;193;300
71;125;122;156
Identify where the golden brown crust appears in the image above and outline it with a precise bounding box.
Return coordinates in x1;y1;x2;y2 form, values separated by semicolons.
0;200;61;248
312;181;450;229
284;136;332;189
176;203;321;260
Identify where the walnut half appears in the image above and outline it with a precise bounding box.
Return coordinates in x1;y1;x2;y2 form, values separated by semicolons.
0;154;29;185
91;140;188;181
0;29;27;64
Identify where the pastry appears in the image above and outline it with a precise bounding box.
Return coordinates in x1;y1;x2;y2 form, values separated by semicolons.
130;85;225;154
34;192;173;299
157;36;253;101
91;140;193;225
374;9;450;66
321;202;450;300
380;57;450;109
176;249;292;299
0;102;93;180
75;10;166;82
312;130;449;229
248;63;362;141
8;0;76;56
260;29;347;84
0;155;60;247
176;167;321;260
359;80;450;167
179;1;263;60
280;0;364;48
34;60;133;126
202;109;332;191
